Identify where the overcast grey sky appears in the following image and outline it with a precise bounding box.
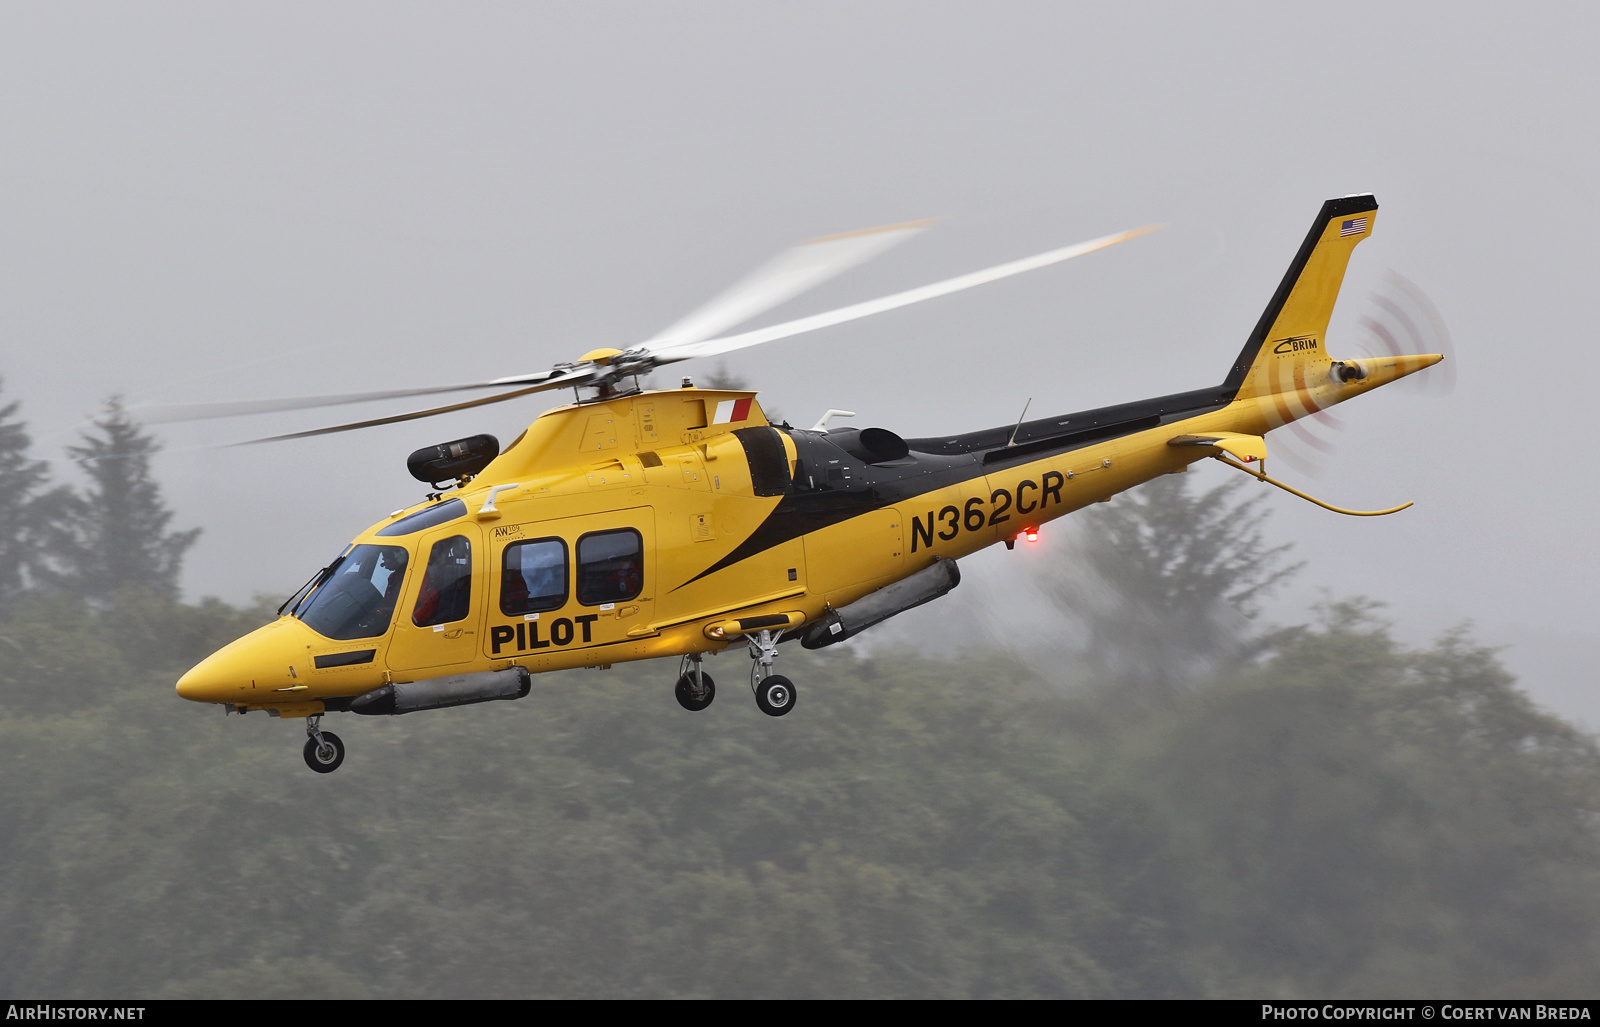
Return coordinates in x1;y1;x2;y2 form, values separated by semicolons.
2;3;1594;716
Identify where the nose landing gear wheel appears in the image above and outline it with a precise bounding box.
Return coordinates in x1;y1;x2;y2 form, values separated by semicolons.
754;674;796;717
674;672;716;712
303;731;346;773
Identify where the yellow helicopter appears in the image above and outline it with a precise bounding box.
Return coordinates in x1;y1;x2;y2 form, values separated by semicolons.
170;195;1440;772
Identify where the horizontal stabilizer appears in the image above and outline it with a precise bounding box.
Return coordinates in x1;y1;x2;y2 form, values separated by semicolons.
1169;432;1268;462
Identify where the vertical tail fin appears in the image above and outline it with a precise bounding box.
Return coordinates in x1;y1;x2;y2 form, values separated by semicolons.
1225;195;1378;401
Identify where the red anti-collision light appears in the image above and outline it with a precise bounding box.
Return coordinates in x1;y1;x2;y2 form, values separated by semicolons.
1024;527;1040;542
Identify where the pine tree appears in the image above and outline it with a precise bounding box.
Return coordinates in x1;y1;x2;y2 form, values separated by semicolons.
53;399;200;604
0;378;54;609
1042;471;1301;698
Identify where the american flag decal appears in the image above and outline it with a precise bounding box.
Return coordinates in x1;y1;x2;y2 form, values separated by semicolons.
1340;217;1369;237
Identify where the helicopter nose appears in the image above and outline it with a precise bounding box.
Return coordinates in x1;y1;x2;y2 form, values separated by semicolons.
176;647;251;703
175;619;307;704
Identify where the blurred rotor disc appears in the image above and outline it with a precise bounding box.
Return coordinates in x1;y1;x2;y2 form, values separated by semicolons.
1356;271;1456;397
1270;271;1453;476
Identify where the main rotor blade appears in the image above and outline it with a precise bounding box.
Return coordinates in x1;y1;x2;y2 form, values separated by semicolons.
136;219;928;427
234;368;594;445
133;375;566;425
637;219;935;352
650;224;1164;364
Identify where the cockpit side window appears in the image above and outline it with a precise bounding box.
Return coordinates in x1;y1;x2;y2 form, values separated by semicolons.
413;535;473;627
297;544;410;641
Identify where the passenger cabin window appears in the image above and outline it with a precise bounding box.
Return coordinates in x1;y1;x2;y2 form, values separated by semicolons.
297;544;410;640
576;529;643;605
412;535;473;627
501;538;569;615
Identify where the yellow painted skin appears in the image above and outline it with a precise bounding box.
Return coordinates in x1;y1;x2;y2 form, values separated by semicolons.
177;197;1440;719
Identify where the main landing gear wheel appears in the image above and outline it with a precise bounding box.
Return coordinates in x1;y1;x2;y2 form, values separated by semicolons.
675;672;716;712
303;730;345;773
754;674;796;717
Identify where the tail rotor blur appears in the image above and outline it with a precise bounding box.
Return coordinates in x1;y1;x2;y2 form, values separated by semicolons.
1269;271;1453;475
1272;409;1344;478
1356;272;1456;397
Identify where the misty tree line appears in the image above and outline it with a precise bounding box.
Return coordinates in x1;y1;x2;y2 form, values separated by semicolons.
2;380;1599;998
0;384;261;703
0;387;198;607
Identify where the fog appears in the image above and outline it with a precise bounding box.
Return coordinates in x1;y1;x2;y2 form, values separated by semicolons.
3;3;1599;997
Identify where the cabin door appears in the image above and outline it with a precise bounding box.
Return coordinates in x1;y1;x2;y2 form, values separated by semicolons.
483;509;655;665
386;524;485;675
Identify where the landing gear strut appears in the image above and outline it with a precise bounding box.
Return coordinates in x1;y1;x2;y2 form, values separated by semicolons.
303;714;345;774
674;653;716;712
747;629;796;717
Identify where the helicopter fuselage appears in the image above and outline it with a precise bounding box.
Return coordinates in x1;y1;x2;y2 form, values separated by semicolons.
172;194;1442;774
175;346;1425;720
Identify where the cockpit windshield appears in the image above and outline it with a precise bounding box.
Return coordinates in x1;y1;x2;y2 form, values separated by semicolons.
295;544;410;640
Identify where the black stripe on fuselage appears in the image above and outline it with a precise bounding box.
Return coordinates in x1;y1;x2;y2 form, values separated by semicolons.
1223;194;1378;394
670;384;1231;591
674;195;1379;592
